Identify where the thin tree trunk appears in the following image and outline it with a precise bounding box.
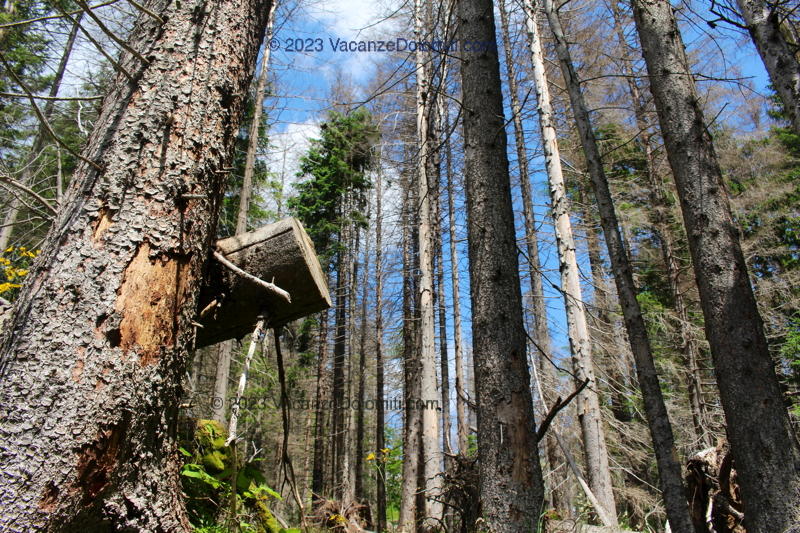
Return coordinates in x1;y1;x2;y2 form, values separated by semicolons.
414;0;444;522
444;110;469;457
399;168;422;532
375;165;387;533
456;0;545;530
0;1;272;529
608;0;710;446
312;308;331;505
211;3;277;425
735;0;800;135
0;10;82;250
521;2;618;523
630;1;800;530
540;1;695;531
498;0;572;514
355;219;371;502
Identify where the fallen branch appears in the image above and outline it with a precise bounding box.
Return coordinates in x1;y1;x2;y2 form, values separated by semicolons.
536;378;589;442
213;250;291;303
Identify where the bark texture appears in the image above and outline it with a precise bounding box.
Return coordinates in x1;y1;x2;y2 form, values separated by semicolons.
735;0;800;135
456;0;545;529
522;2;615;522
540;1;695;530
631;1;800;531
0;1;271;530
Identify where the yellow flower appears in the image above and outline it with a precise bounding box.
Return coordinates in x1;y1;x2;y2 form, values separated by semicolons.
16;269;28;277
365;452;375;461
381;448;391;455
0;257;10;266
0;282;21;293
4;246;12;253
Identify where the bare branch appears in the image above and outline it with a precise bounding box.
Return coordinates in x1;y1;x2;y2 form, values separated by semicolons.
213;250;291;303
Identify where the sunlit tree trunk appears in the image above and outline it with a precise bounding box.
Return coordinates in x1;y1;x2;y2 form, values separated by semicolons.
540;0;695;530
735;0;800;134
0;1;272;529
522;1;618;523
456;0;545;529
631;1;800;530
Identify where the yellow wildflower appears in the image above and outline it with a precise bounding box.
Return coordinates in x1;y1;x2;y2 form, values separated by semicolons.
365;452;375;461
0;282;21;293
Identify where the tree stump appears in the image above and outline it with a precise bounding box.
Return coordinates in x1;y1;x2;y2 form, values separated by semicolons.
195;217;330;347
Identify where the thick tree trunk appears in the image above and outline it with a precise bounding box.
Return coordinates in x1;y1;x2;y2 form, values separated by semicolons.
0;1;271;530
498;0;569;514
456;0;545;530
540;1;695;531
522;2;618;524
609;0;710;445
630;1;800;530
735;0;800;135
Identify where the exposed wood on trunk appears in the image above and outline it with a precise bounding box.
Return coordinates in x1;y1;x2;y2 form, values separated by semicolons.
0;1;273;529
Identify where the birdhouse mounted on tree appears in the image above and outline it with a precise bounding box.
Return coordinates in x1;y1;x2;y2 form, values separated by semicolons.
195;217;331;348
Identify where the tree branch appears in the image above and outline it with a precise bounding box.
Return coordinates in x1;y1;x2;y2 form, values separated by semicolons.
213;250;291;303
536;378;589;442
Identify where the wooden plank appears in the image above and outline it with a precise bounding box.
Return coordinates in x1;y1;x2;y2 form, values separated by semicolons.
195;217;331;347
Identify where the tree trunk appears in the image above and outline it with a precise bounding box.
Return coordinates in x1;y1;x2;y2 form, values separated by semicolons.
312;307;331;505
630;1;800;530
609;0;711;446
498;0;570;514
735;0;800;135
374;165;387;533
540;1;695;531
522;2;618;523
0;10;82;250
399;168;422;532
456;0;545;530
414;0;444;523
442;103;469;458
0;1;272;529
355;219;371;502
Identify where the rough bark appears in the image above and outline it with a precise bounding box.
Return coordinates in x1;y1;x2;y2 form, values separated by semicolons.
631;1;800;530
456;0;545;530
0;1;272;530
735;0;800;135
355;221;371;502
609;0;710;445
522;2;618;523
540;1;695;531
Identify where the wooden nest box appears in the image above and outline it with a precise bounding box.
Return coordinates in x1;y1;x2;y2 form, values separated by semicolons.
195;217;331;348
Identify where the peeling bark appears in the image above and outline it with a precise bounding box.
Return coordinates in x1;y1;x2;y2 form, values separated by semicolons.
0;1;272;530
